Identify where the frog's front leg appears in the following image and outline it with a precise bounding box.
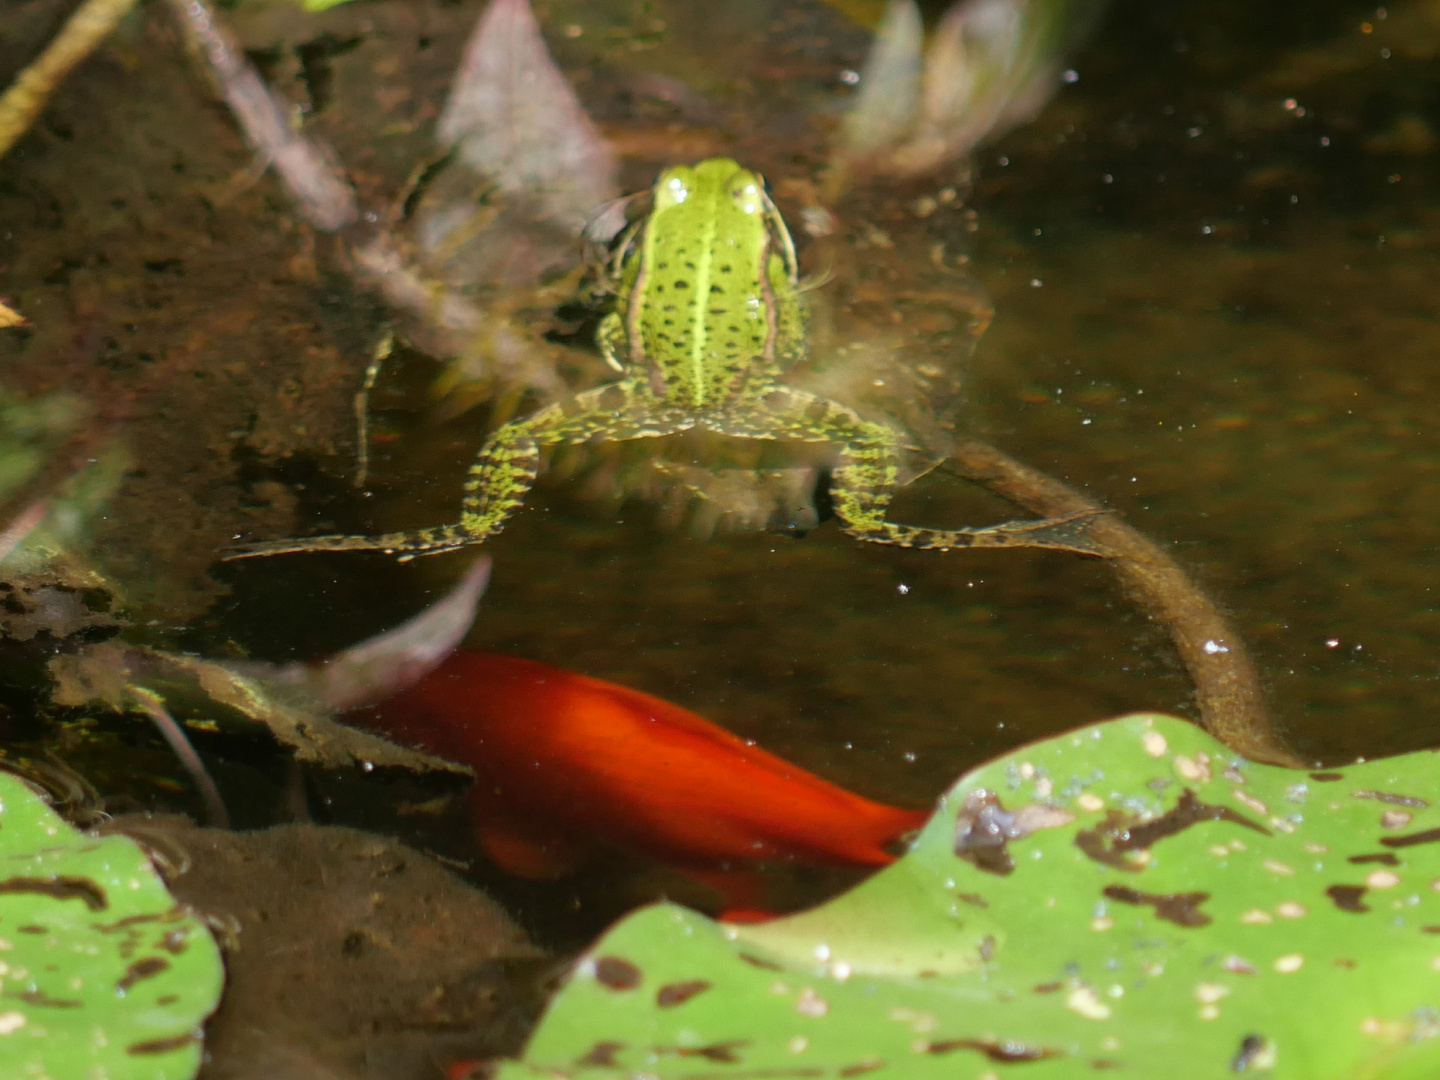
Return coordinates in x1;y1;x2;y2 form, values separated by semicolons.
223;383;692;561
709;388;1111;557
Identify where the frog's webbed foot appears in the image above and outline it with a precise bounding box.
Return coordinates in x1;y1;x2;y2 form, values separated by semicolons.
853;510;1115;557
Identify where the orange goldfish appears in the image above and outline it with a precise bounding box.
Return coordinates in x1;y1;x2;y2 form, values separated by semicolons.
355;651;928;915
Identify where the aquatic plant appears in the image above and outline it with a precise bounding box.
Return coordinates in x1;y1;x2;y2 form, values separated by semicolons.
0;771;223;1079
490;712;1440;1078
0;0;142;161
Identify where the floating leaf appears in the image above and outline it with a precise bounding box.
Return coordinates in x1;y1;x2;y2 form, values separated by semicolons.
0;771;223;1078
493;713;1440;1078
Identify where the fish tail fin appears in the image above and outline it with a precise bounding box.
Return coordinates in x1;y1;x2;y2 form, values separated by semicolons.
678;866;776;920
716;906;778;925
473;803;590;879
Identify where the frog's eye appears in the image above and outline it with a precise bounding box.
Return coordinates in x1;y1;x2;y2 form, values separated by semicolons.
666;175;689;203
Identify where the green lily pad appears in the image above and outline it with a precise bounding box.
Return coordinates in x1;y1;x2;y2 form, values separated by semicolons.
493;713;1440;1078
0;771;223;1079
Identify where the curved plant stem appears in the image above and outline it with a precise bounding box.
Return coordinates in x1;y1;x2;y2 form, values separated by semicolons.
947;437;1305;768
126;685;231;828
0;0;141;161
0;498;50;564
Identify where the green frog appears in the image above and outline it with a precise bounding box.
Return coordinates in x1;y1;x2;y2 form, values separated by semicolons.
225;158;1103;561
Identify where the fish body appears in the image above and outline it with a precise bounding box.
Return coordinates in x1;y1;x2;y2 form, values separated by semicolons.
359;652;928;899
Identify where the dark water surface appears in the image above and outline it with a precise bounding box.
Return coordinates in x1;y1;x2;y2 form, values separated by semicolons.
2;0;1438;933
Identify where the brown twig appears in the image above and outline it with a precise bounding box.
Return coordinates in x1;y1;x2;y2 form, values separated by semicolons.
126;685;231;829
947;437;1305;768
0;0;142;161
164;0;358;232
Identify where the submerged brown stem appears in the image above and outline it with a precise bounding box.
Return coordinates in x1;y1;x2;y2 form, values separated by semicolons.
947;438;1304;768
0;0;141;161
126;685;231;829
164;0;357;232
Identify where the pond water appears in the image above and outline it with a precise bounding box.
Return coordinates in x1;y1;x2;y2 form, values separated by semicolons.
1;0;1437;1029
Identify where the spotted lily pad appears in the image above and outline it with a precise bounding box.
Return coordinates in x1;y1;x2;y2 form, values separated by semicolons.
0;771;223;1078
492;713;1440;1078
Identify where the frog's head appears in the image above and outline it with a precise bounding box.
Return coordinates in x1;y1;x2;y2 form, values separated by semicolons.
651;158;766;215
650;160;799;295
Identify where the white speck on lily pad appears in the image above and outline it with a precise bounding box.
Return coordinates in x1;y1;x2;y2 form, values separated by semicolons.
1195;982;1230;1004
1066;986;1110;1020
1175;755;1210;782
796;988;828;1017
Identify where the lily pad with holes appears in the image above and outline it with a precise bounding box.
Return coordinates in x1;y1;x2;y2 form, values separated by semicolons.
492;712;1440;1079
0;771;223;1079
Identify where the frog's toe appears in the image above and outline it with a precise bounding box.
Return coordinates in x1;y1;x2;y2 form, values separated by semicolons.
969;510;1117;557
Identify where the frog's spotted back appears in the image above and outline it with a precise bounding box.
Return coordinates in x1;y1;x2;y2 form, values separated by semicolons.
624;158;797;409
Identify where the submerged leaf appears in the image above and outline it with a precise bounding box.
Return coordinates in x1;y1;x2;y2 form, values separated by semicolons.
47;644;468;777
838;0;1096;177
176;652;468;775
366;0;617;416
840;0;925;161
437;0;617;234
283;556;491;712
494;713;1440;1078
